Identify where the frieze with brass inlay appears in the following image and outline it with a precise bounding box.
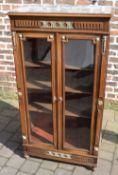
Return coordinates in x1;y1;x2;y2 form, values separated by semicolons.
11;19;109;32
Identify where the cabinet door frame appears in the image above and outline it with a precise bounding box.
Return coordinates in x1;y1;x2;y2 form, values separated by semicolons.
17;32;57;150
94;35;110;155
58;34;101;155
13;32;29;147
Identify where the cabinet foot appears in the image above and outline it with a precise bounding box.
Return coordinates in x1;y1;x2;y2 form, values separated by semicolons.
24;154;30;159
90;166;96;171
85;166;96;171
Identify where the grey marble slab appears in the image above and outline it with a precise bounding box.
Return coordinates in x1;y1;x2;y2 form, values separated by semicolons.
9;4;112;14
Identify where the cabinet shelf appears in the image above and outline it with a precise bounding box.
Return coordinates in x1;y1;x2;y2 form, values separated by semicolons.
26;85;92;95
26;80;92;95
65;87;92;95
31;126;53;144
25;60;94;72
28;102;52;113
28;104;90;120
65;110;91;119
65;65;94;71
26;82;51;90
25;60;51;68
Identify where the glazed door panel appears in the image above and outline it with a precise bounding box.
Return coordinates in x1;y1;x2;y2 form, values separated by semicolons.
19;33;57;149
18;32;100;153
60;35;100;153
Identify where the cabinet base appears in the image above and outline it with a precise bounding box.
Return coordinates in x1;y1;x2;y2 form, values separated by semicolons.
23;145;97;168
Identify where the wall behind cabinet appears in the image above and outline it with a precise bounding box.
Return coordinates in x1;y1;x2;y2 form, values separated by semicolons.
0;0;118;101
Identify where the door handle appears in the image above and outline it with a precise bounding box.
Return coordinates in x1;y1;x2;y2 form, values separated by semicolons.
53;96;57;103
52;96;63;103
98;99;103;106
58;97;63;102
97;98;104;111
98;98;103;107
16;91;22;97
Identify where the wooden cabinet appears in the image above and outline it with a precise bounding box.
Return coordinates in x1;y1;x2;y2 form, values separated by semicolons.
8;6;111;167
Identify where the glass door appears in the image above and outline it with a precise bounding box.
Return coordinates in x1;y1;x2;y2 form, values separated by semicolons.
19;33;57;148
61;35;100;153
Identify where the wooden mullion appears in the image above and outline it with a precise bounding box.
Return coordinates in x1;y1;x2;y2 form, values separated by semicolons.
56;33;63;150
61;37;65;151
51;34;58;148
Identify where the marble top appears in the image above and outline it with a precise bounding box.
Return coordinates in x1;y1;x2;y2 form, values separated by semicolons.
9;4;112;15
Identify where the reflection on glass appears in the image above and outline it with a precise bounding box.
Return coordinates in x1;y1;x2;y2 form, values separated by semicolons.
64;40;94;69
65;116;91;149
64;40;95;150
65;71;93;93
23;38;53;145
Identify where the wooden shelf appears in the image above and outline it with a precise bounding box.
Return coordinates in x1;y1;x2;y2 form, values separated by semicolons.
26;82;51;90
65;111;91;119
25;60;93;72
31;126;53;144
65;87;92;95
28;103;90;119
26;83;92;95
65;65;94;71
25;60;51;68
28;103;52;113
28;97;91;119
25;60;40;68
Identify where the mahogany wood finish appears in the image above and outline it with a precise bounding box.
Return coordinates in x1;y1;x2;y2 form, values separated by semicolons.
8;11;111;168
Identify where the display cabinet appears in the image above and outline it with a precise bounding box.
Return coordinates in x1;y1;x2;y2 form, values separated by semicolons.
8;5;111;167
